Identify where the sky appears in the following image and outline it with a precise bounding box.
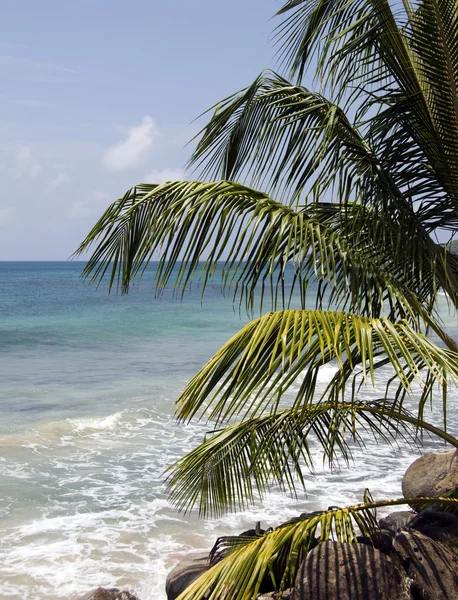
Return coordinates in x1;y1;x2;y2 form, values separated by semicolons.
0;0;280;260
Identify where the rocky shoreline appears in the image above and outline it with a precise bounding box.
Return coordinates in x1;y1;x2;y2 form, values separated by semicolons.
77;449;458;600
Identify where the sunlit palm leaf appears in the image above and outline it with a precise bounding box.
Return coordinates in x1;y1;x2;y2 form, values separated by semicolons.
176;309;458;425
176;496;458;600
167;401;431;516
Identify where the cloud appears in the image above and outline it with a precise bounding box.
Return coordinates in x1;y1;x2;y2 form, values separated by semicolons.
16;99;45;108
49;173;70;189
16;146;42;177
143;167;185;184
103;116;160;171
0;95;45;108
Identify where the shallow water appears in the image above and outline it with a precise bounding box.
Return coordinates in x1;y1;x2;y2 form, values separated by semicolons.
0;262;457;599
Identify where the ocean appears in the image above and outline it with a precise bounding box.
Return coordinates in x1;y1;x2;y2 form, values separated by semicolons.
0;261;457;599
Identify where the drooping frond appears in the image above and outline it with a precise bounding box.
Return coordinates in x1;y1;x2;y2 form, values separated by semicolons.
74;180;302;304
190;71;371;199
176;309;458;425
168;401;439;517
73;178;458;326
188;72;458;313
176;496;458;600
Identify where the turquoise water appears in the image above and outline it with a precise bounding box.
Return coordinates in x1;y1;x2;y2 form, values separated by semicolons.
1;262;457;599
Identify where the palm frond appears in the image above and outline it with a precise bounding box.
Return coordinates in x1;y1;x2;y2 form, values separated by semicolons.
74;180;301;305
176;496;458;600
188;72;458;314
176;309;458;425
74;180;433;319
167;400;458;517
167;402;414;516
275;0;458;216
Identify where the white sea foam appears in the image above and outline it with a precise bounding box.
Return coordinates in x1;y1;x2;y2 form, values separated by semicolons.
0;396;438;599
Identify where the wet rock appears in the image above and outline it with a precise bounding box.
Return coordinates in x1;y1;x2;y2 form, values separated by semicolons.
393;530;458;599
291;541;412;600
410;510;458;552
78;588;139;600
402;449;458;508
379;511;416;533
165;552;209;600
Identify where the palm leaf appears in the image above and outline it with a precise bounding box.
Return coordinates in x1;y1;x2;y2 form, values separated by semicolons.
167;400;458;517
188;72;458;315
175;309;458;425
176;496;458;600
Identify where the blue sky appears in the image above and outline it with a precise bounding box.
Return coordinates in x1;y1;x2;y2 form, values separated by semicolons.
0;0;279;259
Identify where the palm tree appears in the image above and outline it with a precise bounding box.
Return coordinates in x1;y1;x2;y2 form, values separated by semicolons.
76;0;458;597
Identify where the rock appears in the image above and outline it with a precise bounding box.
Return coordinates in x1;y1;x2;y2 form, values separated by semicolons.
165;552;209;600
402;449;458;507
292;541;412;600
394;530;458;599
410;510;458;552
257;590;293;599
77;589;139;600
357;529;395;556
379;511;416;533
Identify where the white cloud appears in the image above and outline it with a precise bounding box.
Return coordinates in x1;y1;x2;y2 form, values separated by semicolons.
49;173;70;189
143;167;185;184
103;116;160;172
16;146;42;177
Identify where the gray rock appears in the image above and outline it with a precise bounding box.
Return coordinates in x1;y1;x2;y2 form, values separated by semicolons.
379;511;416;533
77;588;139;600
410;510;458;552
394;530;458;599
291;541;412;600
165;552;209;600
402;449;458;508
257;590;293;599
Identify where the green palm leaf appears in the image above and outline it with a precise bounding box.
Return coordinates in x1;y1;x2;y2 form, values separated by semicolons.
188;72;458;314
175;496;458;600
176;309;458;425
74;178;458;334
167;400;458;517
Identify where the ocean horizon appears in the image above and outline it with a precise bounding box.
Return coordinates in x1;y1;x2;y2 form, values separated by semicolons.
1;261;457;599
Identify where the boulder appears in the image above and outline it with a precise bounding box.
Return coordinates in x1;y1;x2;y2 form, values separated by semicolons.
357;530;395;557
291;541;412;600
166;552;209;600
410;510;458;552
379;511;416;533
77;589;139;600
393;530;458;599
402;449;458;507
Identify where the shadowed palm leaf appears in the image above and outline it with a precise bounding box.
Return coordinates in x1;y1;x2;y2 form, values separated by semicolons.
167;401;458;517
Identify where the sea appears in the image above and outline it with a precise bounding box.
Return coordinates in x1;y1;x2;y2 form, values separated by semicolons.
1;261;457;600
